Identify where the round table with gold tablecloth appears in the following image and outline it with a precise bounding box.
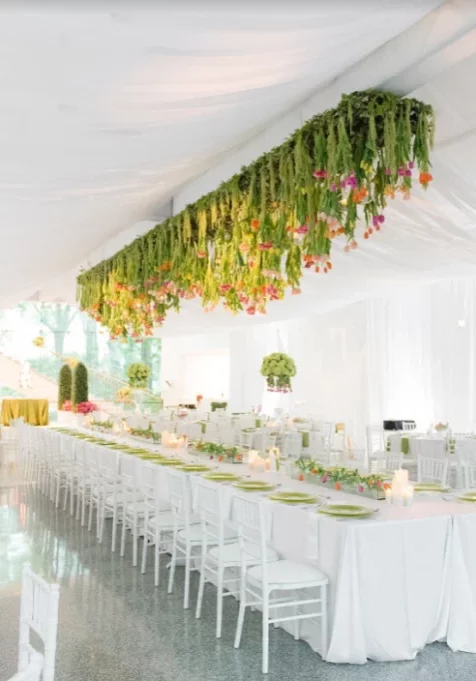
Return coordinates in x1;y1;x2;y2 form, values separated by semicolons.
0;398;49;426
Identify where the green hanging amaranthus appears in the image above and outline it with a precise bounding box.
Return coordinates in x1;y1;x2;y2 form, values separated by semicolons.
77;90;435;339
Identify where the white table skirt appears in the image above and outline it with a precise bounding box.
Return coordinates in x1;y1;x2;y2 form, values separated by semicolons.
65;429;476;663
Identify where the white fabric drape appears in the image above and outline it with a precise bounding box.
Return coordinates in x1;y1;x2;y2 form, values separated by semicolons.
162;278;476;444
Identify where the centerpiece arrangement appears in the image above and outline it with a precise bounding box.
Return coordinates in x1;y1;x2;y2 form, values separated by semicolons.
77;90;434;338
294;458;388;500
189;440;244;464
261;352;296;392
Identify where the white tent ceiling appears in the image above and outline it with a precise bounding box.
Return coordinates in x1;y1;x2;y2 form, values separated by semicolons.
4;0;476;337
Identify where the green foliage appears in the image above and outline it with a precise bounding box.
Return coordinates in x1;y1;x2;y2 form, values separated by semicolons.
261;353;296;392
210;401;227;411
58;364;72;409
73;362;89;406
78;90;435;336
127;362;151;389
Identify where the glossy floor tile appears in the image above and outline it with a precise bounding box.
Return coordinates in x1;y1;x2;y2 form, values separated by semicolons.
0;465;475;681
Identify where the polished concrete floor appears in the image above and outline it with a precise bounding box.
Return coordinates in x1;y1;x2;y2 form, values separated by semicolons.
0;463;475;681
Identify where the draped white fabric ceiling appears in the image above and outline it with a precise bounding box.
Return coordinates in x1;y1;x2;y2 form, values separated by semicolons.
0;0;444;312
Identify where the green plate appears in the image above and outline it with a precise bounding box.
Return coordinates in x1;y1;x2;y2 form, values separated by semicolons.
414;482;448;493
156;459;184;467
202;472;241;483
177;464;211;472
318;504;375;518
457;492;476;503
269;491;318;505
233;480;276;493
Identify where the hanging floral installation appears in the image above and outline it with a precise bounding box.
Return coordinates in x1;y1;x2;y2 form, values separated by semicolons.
77;90;434;338
261;353;297;393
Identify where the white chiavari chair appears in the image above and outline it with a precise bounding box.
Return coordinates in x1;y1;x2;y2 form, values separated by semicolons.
366;424;385;459
119;455;147;567
460;460;476;489
281;431;302;459
166;469;203;609
417;455;449;485
140;462;176;586
194;479;242;637
254;430;277;454
239;430;254;449
232;495;328;674
17;564;60;681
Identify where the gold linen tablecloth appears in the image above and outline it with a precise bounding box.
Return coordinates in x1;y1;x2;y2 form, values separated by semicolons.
0;398;49;426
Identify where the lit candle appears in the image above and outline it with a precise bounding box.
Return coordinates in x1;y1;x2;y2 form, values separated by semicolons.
385;488;393;505
403;486;414;507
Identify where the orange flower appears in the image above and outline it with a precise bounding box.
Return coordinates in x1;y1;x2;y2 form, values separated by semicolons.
383;482;391;490
311;468;318;475
235;454;242;462
335;482;341;491
419;172;433;185
251;219;260;231
298;473;304;481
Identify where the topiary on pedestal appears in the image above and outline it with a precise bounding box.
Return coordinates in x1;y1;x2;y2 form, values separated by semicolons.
58;364;72;410
73;362;89;407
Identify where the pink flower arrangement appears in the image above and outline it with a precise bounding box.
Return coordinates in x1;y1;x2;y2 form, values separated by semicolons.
77;401;97;414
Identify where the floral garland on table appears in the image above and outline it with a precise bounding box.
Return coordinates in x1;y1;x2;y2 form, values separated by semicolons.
295;459;388;493
92;419;114;430
261;352;296;392
191;441;244;463
77;90;434;338
130;425;161;442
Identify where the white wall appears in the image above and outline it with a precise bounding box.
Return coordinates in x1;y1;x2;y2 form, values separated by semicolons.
160;332;231;406
159;277;476;443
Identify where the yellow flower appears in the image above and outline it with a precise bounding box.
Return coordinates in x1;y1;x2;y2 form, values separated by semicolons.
32;336;45;348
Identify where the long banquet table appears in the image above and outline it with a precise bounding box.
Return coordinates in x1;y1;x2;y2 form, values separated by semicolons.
53;427;476;664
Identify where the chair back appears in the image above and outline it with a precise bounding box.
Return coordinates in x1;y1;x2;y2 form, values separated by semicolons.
366;424;385;457
195;478;228;543
461;461;476;489
166;469;193;524
281;431;302;459
455;439;476;462
232;495;269;572
18;565;60;681
417;455;449;484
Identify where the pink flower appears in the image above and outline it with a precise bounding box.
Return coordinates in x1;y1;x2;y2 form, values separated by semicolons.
385;168;392;176
313;170;328;179
295;224;309;235
358;484;365;493
77;401;97;414
321;475;328;484
258;242;273;251
409;161;415;169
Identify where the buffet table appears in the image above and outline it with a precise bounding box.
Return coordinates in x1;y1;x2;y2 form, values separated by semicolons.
1;398;49;426
51;427;476;663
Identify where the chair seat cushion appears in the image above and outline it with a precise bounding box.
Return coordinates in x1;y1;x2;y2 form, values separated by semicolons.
208;542;278;566
248;560;327;587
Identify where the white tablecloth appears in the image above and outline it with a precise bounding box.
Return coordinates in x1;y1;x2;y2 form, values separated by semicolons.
67;429;476;663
